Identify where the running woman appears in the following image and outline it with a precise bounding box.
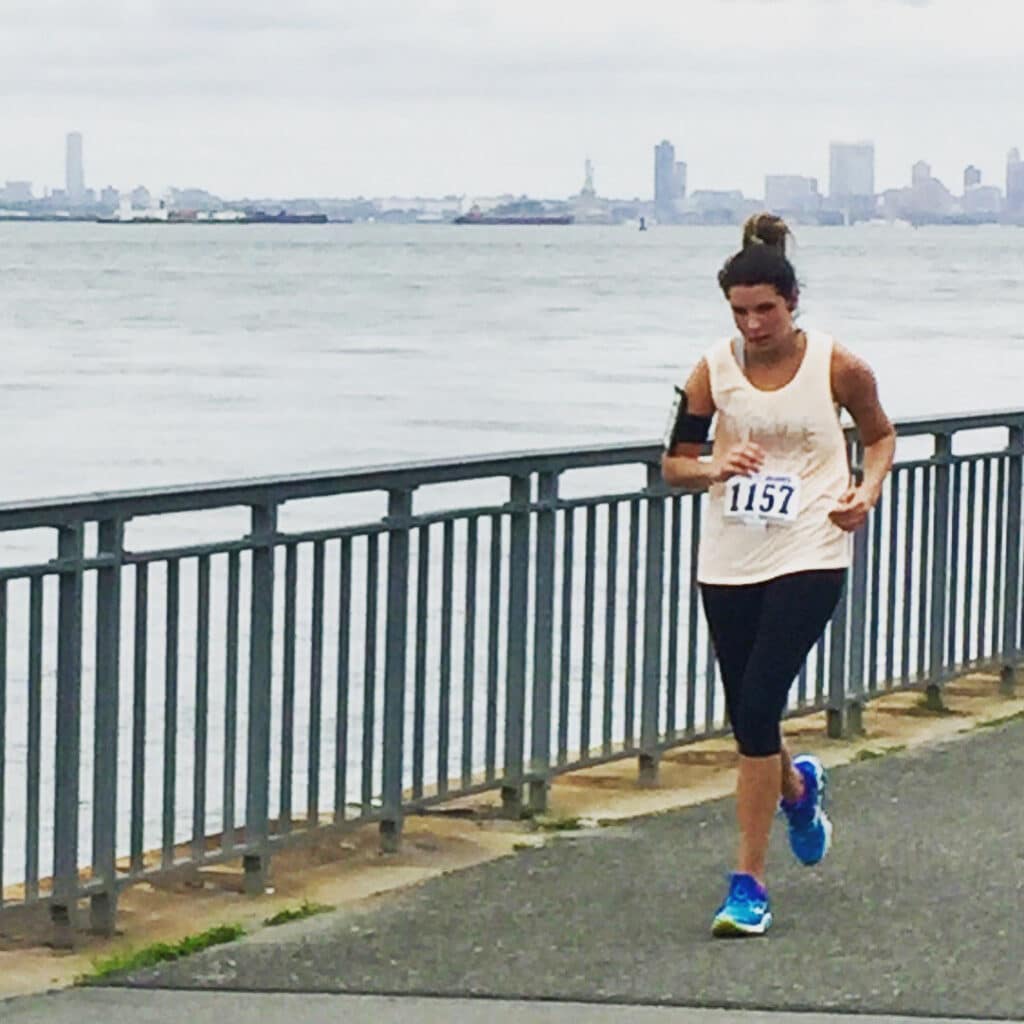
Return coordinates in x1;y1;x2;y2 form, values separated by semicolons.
661;213;895;937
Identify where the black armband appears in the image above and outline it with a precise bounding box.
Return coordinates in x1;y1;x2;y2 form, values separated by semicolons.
663;387;712;451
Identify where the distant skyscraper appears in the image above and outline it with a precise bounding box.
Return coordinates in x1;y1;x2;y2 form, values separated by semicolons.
1007;148;1024;214
764;175;821;215
66;131;85;203
674;160;687;200
829;141;874;199
964;165;982;190
654;140;683;223
911;161;931;186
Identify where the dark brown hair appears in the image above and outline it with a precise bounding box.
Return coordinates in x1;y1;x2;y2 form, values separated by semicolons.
717;213;799;306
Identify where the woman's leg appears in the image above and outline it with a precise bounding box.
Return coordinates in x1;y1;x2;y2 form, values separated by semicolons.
699;582;764;740
731;571;846;883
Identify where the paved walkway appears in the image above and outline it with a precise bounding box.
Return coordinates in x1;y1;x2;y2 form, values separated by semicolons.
1;990;1012;1024
5;719;1024;1023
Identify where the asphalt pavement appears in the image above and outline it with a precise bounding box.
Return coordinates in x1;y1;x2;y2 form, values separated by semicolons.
6;719;1024;1023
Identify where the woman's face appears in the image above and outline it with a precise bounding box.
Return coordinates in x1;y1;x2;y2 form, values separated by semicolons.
727;284;795;352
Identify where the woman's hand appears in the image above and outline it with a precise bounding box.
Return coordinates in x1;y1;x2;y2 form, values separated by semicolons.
828;484;878;532
709;441;765;483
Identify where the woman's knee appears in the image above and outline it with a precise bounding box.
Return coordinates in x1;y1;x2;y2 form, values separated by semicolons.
732;707;782;757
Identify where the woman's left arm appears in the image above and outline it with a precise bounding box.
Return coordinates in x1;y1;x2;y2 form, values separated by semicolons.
829;343;896;532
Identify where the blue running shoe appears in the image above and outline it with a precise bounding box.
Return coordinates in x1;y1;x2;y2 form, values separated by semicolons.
711;873;772;937
781;753;833;866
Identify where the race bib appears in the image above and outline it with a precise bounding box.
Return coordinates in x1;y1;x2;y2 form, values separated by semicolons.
723;473;801;525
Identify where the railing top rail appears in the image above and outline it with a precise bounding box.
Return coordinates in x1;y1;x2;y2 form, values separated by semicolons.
2;408;1022;531
0;442;657;529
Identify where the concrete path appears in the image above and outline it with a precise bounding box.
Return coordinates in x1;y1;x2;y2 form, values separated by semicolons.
5;718;1024;1022
1;990;1014;1024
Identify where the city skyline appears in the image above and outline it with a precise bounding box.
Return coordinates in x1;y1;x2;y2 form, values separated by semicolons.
4;129;1022;210
0;0;1022;199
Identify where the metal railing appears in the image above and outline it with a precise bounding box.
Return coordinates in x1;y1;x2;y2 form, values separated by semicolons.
0;409;1021;943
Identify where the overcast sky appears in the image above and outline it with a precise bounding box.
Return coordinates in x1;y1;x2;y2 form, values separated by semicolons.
1;0;1021;200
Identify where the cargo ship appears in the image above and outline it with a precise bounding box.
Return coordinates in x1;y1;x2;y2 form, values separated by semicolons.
98;201;328;225
453;204;573;226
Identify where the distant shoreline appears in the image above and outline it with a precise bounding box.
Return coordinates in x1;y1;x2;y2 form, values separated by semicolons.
0;215;1021;228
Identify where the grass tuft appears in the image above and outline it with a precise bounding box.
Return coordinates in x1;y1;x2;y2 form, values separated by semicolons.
534;815;583;833
975;709;1024;729
853;744;906;762
81;923;245;982
263;899;334;927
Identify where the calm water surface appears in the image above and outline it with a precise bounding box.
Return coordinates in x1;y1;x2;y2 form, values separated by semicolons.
3;221;1023;501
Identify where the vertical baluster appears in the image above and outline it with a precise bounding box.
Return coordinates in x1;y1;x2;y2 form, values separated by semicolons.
360;534;379;814
25;576;43;901
926;434;951;708
502;476;530;815
437;521;454;797
686;495;702;735
223;552;240;851
601;503;618;757
901;468;917;684
90;519;123;934
947;463;962;670
992;456;1007;659
381;490;412;852
244;504;276;895
192;554;210;862
485;515;502;781
333;537;352;824
916;466;932;682
639;465;665;783
557;509;574;766
308;540;326;827
162;558;180;871
624;499;641;749
51;523;84;947
826;574;849;739
963;461;977;664
886;468;901;685
528;475;557;811
412;526;429;801
1001;426;1023;693
279;544;298;834
665;495;682;737
580;505;597;760
977;460;992;661
462;517;479;791
130;564;148;873
868;489;884;692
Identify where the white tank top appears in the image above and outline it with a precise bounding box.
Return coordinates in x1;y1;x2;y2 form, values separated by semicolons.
696;330;852;586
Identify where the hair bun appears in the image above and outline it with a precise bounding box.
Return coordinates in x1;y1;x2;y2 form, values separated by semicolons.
742;213;789;255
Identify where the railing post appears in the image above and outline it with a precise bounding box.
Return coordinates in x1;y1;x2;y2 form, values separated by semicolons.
502;475;530;817
1001;425;1023;695
244;502;277;896
91;517;124;935
528;472;558;813
51;522;85;948
844;507;870;738
380;488;413;852
927;433;952;710
639;463;666;785
826;574;849;740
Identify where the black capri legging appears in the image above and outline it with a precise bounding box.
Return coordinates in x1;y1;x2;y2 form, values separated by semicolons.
700;569;846;757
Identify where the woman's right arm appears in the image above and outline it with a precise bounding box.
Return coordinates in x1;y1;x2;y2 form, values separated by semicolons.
660;359;718;490
660;359;765;489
